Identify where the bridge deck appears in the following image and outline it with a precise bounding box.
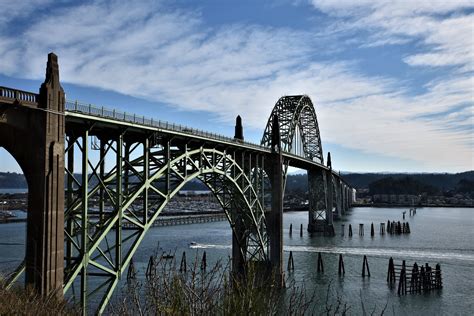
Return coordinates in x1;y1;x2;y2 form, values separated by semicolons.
0;85;350;184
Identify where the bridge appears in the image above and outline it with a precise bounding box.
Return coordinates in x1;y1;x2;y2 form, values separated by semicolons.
0;53;355;313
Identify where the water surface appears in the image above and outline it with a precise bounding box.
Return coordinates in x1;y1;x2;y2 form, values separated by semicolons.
1;207;473;314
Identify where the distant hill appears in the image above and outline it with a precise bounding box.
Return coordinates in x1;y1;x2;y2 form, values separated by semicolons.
283;172;474;194
368;176;439;195
0;172;27;188
343;171;474;190
1;171;472;194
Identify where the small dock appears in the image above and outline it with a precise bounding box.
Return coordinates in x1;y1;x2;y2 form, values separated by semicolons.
123;213;227;228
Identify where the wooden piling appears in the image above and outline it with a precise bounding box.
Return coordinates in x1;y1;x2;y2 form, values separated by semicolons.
289;223;293;236
287;251;295;271
317;252;324;273
349;224;353;237
201;251;207;270
380;223;385;235
371;222;374;237
359;223;364;236
127;258;136;281
341;224;345;236
362;255;370;277
300;223;303;237
338;254;345;275
435;263;442;289
180;251;187;273
394;260;441;295
146;255;155;279
387;257;396;285
398;265;407;295
410;262;419;293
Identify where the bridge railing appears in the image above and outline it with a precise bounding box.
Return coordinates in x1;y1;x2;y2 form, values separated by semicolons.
0;86;348;180
0;86;38;104
65;100;270;152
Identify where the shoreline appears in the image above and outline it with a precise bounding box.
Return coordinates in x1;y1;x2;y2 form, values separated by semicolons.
353;203;474;208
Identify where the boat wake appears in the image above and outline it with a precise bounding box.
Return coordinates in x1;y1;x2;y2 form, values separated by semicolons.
190;243;474;263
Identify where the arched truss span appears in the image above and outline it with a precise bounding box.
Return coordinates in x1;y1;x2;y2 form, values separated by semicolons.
261;95;324;164
61;133;268;313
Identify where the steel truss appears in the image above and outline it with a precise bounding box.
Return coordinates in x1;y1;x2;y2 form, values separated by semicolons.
63;125;270;313
261;95;324;164
261;96;338;233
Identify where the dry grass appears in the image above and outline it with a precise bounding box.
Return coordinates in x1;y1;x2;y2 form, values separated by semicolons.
0;282;78;316
109;254;350;315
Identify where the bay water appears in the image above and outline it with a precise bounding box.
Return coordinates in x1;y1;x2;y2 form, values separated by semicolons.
1;207;473;314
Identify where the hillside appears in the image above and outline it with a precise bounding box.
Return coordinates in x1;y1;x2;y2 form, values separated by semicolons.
0;171;472;194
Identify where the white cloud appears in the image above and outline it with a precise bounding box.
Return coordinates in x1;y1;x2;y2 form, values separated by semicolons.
310;0;474;71
0;0;472;171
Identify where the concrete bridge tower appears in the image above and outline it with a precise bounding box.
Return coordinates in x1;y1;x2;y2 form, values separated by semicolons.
0;53;65;296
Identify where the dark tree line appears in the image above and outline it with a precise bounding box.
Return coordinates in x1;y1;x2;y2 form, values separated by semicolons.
0;171;472;197
368;176;439;195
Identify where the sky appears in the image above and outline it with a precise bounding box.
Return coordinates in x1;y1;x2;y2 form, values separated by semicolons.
0;0;472;173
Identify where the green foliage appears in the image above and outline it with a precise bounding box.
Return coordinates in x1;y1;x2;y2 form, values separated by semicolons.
368;176;439;195
0;172;27;188
345;171;474;191
456;179;474;197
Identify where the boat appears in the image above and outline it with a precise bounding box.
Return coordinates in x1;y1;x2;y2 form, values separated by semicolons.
0;210;17;219
161;253;174;260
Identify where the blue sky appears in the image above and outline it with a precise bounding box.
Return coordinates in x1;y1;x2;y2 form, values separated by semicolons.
0;0;472;173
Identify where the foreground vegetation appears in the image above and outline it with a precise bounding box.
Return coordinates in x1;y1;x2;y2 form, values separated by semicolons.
110;255;353;315
0;282;77;315
1;254;392;315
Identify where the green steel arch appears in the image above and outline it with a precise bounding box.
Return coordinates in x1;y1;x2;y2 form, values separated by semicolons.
61;132;269;313
261;95;324;164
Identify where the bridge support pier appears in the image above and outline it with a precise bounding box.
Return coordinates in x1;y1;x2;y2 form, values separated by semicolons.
335;179;342;218
232;220;247;277
325;170;335;233
268;115;284;286
0;53;66;296
307;169;334;235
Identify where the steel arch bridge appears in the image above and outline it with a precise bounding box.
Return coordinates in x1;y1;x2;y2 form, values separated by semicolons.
0;54;354;314
261;95;324;163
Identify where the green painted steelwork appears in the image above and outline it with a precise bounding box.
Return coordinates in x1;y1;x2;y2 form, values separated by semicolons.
60;124;269;313
0;84;355;315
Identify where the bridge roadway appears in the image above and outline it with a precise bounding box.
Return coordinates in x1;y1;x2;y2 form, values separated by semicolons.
0;86;350;182
0;53;354;314
64;99;347;181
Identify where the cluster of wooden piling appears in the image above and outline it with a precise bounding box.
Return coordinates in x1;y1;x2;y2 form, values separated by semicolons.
289;223;304;237
387;257;442;295
386;220;410;234
341;222;410;237
289;252;370;278
133;250;207;280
